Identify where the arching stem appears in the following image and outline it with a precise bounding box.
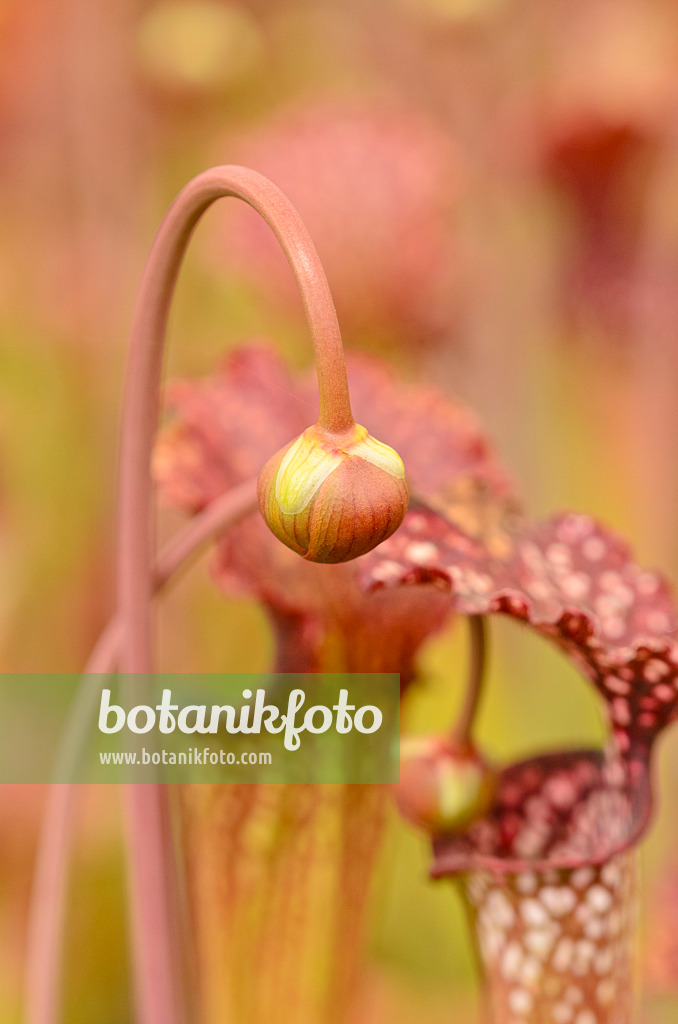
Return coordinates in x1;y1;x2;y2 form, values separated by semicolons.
452;616;487;749
119;166;352;673
116;167;352;1024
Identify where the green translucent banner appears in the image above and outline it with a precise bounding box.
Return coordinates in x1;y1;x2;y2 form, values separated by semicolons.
0;673;400;784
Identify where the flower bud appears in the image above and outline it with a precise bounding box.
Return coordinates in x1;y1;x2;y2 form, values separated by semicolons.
395;735;496;835
257;422;408;563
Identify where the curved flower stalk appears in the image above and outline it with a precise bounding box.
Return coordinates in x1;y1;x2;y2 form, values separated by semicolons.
116;164;369;1024
359;499;678;1022
153;344;517;1021
395;617;496;835
30;165;414;1024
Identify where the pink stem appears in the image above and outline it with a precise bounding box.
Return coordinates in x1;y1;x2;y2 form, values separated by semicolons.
25;479;257;1024
119;167;351;667
24;629;118;1024
452;615;487;749
119;166;351;1024
123;788;184;1024
153;480;258;587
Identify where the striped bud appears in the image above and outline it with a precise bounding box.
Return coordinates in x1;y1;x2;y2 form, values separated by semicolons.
257;422;408;563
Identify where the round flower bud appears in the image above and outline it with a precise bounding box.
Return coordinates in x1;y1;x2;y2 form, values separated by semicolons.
395;735;496;835
257;422;409;563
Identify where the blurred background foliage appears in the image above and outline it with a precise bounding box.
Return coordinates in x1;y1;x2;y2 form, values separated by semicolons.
1;0;678;1020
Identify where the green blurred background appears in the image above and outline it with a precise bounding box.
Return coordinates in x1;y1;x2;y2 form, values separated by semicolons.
2;0;678;1020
